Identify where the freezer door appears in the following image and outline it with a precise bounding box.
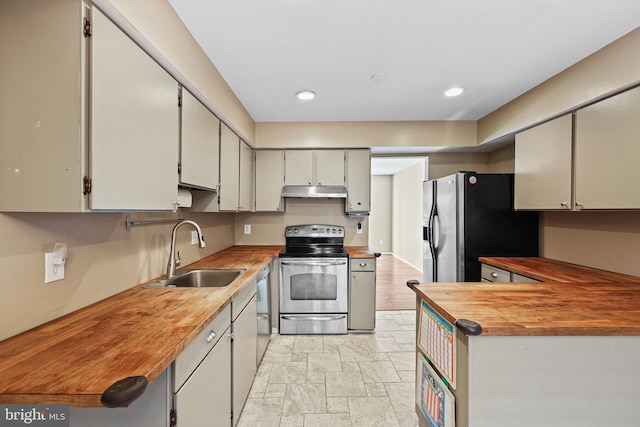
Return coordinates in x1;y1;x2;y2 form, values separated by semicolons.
434;175;459;282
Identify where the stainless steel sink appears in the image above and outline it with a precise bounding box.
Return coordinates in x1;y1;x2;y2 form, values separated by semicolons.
144;269;246;288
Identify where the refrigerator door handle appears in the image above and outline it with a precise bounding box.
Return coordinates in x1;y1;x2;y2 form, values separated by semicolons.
427;180;438;281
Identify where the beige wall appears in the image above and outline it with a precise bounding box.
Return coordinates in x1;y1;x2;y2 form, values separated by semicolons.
369;176;393;253
478;27;640;145
0;212;235;341
107;0;255;143
391;161;425;270
427;152;489;180
255;121;477;149
541;211;640;277
233;199;368;247
487;144;515;173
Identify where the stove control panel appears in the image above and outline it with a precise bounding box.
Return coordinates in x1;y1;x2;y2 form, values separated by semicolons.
285;224;345;238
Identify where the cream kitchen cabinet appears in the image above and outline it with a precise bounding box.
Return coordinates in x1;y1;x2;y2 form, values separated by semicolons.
574;85;640;210
174;305;232;427
514;114;573;210
515;86;640;211
219;123;254;212
179;88;220;191
346;149;371;214
255;150;285;212
348;258;376;331
284;150;345;186
0;2;180;212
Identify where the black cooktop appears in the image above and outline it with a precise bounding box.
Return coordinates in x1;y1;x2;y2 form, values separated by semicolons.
280;224;348;258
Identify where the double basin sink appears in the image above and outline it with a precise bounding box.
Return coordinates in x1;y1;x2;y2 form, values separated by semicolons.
144;269;246;289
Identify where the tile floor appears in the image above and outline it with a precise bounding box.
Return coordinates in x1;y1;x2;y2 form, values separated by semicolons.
237;310;419;427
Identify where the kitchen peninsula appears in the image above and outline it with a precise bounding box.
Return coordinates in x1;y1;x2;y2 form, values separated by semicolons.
409;277;640;427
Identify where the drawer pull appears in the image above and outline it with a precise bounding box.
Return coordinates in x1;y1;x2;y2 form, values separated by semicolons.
206;331;217;343
491;272;498;278
359;262;367;267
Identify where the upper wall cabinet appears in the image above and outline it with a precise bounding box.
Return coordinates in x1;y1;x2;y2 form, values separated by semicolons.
514;114;573;210
346;149;371;214
515;85;640;211
219;123;254;212
0;2;180;212
255;151;284;212
284;150;345;186
574;85;640;210
179;89;220;191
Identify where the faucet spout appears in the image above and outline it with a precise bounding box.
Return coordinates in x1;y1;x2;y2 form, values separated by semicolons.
166;220;206;280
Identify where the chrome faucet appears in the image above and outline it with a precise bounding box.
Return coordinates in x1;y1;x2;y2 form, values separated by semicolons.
166;220;206;280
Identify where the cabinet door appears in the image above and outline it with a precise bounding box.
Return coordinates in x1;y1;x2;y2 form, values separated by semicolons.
316;150;345;185
255;151;284;211
232;296;257;426
180;89;220;191
175;329;231;427
514;115;573;210
349;260;376;330
346;149;371;213
575;86;640;209
284;150;314;185
238;141;254;212
219;123;240;211
90;8;178;210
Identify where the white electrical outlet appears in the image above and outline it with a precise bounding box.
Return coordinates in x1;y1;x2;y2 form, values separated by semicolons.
379;240;384;245
244;224;251;234
191;230;198;245
45;252;65;283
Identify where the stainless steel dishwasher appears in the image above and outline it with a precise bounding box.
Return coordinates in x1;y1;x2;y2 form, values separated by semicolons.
256;265;271;364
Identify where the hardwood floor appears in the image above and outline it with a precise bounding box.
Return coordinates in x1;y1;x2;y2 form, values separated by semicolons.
376;254;422;311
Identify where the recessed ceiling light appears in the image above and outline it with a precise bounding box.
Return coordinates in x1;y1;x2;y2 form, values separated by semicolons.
445;87;466;97
296;90;316;101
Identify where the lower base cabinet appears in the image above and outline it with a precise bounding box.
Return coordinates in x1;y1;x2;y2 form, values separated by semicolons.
231;281;258;426
348;258;376;331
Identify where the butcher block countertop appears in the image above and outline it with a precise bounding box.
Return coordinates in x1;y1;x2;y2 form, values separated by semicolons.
346;246;378;258
480;256;640;283
0;245;283;408
411;281;640;337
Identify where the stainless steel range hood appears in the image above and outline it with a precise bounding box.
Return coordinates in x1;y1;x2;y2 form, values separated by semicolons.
281;185;348;199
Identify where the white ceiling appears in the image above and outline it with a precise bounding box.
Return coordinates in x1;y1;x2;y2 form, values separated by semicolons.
168;0;640;123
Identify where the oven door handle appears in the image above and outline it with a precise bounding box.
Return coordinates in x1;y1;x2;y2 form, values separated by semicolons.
280;260;347;266
281;315;347;321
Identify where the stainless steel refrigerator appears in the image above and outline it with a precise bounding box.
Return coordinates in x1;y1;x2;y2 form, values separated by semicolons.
423;172;538;282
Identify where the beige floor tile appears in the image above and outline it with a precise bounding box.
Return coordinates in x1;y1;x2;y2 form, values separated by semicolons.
397;370;416;383
280;413;304;427
308;352;342;372
393;314;417;325
304;414;351;427
236;397;283;427
388;352;415;371
395;411;419;427
365;382;387;397
375;319;403;331
293;336;324;353
390;330;416;344
306;371;325;384
339;342;376;362
263;344;293;363
367;337;402;353
359;360;402;383
348;396;400;427
385;382;416;412
342;361;361;372
265;383;287;398
291;352;308;363
282;383;326;414
326;371;367;397
270;361;308;384
326;397;349;413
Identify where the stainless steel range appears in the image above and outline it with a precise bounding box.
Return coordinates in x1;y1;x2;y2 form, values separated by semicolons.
279;225;349;334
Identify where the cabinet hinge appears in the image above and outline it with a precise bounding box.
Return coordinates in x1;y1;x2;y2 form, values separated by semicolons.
178;93;182;107
178;163;182;175
169;409;177;427
83;18;92;37
83;176;92;195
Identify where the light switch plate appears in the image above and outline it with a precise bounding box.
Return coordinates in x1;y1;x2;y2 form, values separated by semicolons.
244;224;251;234
45;252;65;283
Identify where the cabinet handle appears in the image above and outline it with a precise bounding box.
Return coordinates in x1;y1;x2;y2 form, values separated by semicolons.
491;272;498;278
575;202;583;209
206;331;217;343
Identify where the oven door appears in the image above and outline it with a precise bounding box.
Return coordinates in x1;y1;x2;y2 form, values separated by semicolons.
279;257;348;314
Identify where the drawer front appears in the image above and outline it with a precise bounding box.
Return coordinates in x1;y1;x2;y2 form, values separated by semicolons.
511;273;541;283
350;258;375;272
481;264;510;282
174;304;231;391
